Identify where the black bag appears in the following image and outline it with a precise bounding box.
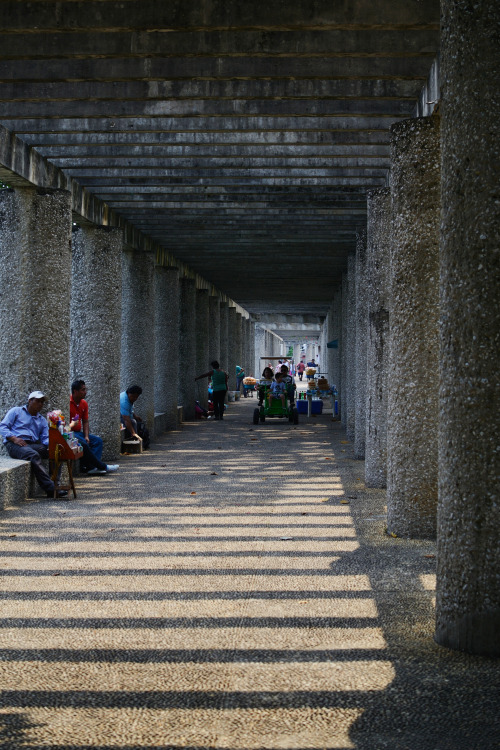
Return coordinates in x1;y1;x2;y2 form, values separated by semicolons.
137;420;150;449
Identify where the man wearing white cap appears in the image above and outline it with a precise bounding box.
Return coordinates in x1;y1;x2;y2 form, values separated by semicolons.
0;391;68;498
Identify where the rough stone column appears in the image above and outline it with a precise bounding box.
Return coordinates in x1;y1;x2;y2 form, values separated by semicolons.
235;313;243;373
157;266;179;430
155;266;179;431
255;325;265;379
227;307;237;391
365;187;391;489
330;283;342;403
354;231;367;459
436;0;500;657
340;270;348;428
387;116;440;538
219;301;229;373
248;320;256;377
208;296;221;364
345;255;356;441
178;278;196;421
0;187;72;416
195;289;210;409
121;250;156;434
71;225;123;461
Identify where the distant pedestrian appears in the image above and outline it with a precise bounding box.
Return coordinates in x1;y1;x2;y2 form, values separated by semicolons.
195;361;228;420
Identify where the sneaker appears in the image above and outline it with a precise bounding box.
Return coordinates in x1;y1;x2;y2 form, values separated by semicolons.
106;464;119;472
87;467;107;475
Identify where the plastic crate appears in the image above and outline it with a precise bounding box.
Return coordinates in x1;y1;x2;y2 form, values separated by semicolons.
296;399;323;414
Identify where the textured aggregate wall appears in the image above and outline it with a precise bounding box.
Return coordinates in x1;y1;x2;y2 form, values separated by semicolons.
330;283;342;401
436;0;500;656
71;225;123;461
354;231;367;459
235;313;243;373
195;289;209;409
365;187;391;488
219;301;229;375
155;267;179;431
178;278;196;421
121;250;156;433
345;255;356;442
226;307;237;391
340;270;348;428
0;188;72;416
248;321;256;378
387;116;440;538
208;296;221;365
254;325;265;379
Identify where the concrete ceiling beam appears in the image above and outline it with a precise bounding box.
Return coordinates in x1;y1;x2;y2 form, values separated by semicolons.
0;0;440;31
0;79;428;101
0;56;436;82
0;30;440;58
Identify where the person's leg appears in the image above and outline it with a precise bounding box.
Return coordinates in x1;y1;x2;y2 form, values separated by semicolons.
216;390;226;419
75;436;107;472
87;433;103;462
5;442;55;495
122;418;138;439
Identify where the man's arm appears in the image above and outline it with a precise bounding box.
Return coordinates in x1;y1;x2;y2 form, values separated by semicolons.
82;418;90;443
121;414;141;439
0;409;26;446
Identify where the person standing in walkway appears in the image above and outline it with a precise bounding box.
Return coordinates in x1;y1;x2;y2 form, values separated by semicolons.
296;361;306;381
235;365;245;392
195;361;228;420
0;391;68;498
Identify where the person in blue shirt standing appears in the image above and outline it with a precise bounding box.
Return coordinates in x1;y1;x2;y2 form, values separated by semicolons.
0;391;67;498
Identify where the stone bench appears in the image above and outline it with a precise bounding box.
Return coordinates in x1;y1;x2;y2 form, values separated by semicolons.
0;456;30;510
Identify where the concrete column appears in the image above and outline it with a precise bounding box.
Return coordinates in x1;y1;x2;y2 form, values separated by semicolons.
219;301;229;371
227;307;237;391
248;320;256;378
178;278;196;421
387;116;440;538
154;267;179;431
195;289;210;409
330;283;342;400
354;231;367;459
255;325;265;379
345;255;356;441
0;187;72;416
71;225;123;461
208;295;221;365
235;312;243;373
340;270;348;428
436;0;500;657
365;187;391;488
121;250;156;434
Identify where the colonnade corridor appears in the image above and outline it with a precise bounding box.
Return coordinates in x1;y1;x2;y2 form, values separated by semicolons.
0;397;498;749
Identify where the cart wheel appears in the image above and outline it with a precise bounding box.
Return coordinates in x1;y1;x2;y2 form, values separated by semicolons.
288;411;294;422
292;407;299;424
253;408;260;425
260;414;266;423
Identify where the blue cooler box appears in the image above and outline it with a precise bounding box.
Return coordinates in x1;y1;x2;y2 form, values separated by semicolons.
296;399;323;414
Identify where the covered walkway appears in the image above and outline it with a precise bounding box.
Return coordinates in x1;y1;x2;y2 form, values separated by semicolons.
1;397;498;749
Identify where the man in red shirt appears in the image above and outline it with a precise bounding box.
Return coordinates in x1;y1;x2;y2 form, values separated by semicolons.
296;361;306;381
70;379;119;475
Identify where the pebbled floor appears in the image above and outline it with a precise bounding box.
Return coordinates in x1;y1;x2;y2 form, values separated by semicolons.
0;395;498;749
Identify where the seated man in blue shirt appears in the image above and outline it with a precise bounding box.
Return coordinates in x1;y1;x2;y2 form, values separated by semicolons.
0;391;67;498
120;385;149;448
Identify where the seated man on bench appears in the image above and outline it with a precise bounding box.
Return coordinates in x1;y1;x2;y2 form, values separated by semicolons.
69;379;119;475
0;390;67;498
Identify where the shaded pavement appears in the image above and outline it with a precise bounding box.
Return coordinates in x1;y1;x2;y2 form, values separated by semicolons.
0;395;498;749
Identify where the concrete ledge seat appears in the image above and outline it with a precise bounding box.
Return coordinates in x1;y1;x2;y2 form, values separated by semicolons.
0;456;30;510
121;438;142;454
